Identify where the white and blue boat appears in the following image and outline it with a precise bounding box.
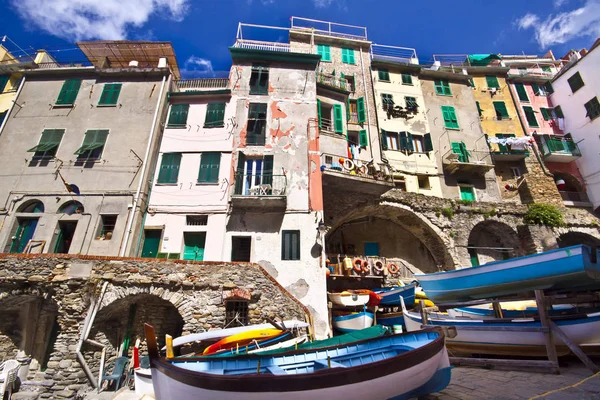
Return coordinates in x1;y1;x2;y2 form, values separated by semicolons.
416;245;600;303
332;311;374;333
145;324;452;400
376;311;405;327
375;283;416;307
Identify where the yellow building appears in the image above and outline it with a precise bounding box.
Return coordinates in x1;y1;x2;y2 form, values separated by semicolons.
0;44;34;128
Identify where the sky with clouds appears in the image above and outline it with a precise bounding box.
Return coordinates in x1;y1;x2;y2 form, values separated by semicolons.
2;0;599;78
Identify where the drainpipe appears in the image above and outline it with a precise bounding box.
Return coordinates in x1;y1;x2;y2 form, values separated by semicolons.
119;73;168;256
0;76;26;136
359;47;375;161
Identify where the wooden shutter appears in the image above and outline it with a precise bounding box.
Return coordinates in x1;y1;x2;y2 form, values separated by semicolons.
442;106;458;129
282;230;300;260
485;76;499;88
341;49;348;64
402;74;412;85
234;153;246;194
56;79;81;105
333;104;343;133
381;130;388;150
553;106;564;119
359;130;368;147
99;83;122;105
424;133;433;152
399;132;408;151
434;80;443;95
323;45;331;61
459;142;469;162
567;72;584;93
540;108;551;121
406;132;414;152
168;104;189;127
205;102;225;127
357;97;366;123
523;106;538;127
493;102;509;119
317;99;322;129
158;153;181;184
545;81;554;95
198;152;220;183
515;83;529;102
348;49;355;64
262;155;273;186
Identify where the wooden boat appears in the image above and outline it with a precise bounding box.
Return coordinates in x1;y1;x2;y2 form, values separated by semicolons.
202;328;283;355
448;303;580;319
415;245;600;303
170;320;308;348
145;324;452;400
376;311;404;327
374;283;416;307
328;291;370;307
332;311;374;333
400;297;600;356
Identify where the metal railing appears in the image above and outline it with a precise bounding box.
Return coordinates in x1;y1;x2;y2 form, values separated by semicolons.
442;149;493;165
290;16;368;41
317;72;350;92
538;136;581;157
320;116;334;132
321;153;393;182
559;191;590;204
371;44;418;65
36;61;93;69
489;143;529;156
233;174;287;196
348;111;359;124
509;67;554;78
232;39;314;54
175;78;229;91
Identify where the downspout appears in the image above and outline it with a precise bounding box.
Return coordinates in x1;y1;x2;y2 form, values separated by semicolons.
359;47;374;161
0;76;26;136
119;73;168;256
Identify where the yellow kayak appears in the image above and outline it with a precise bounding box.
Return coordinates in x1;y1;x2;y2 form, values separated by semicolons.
202;328;282;355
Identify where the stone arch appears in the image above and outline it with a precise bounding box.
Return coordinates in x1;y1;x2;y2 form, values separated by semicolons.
467;220;522;266
58;200;84;215
17;199;45;213
325;202;453;273
557;231;600;248
554;172;588;203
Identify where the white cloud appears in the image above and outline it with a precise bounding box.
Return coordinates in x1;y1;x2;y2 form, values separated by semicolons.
313;0;334;8
517;0;600;48
181;56;215;78
10;0;189;41
554;0;569;7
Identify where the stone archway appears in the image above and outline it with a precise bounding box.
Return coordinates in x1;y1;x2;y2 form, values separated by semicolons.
557;231;600;248
467;220;522;266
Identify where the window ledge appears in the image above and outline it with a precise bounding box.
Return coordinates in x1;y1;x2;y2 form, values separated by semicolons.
203;124;225;129
402;83;414;86
435;94;453;97
379;80;391;83
96;104;118;108
196;182;219;186
53;103;75;108
155;183;178;186
166;125;188;129
445;127;461;131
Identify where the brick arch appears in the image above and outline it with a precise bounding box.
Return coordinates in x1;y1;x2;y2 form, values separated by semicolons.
466;220;522;265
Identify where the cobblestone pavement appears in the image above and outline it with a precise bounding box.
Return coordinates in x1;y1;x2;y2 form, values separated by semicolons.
424;361;600;400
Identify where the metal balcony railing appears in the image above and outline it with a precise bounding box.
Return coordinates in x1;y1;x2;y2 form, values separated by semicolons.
321;153;393;182
232;39;314;54
317;72;350;92
320;116;334;132
175;78;229;91
559;191;590;204
538;136;581;158
371;44;418;65
290;17;368;41
233;174;287;196
36;61;93;69
348;111;359;124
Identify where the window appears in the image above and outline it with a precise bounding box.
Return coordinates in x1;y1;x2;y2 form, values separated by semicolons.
348;100;358;123
98;83;122;106
357;97;366;123
418;175;430;190
523;106;539;127
186;215;208;226
97;215;117;240
282;230;300;260
198;152;221;183
341;48;355;64
485;76;500;89
247;103;267;145
167;104;189;128
318;100;333;131
514;83;529;102
511;167;522;178
412;135;424;153
584;97;600;120
333;104;344;133
364;242;379;257
434;80;451;96
405;97;418;110
27;129;64;160
567;72;584;93
553;106;564;119
493;101;509;120
157;153;181;184
544;81;554;95
540;108;552;121
402;74;413;85
231;236;251;262
235;154;274;196
459;185;475;201
250;65;269;95
345;75;355;92
56;79;81;105
451;142;470;162
381;93;394;111
378;69;390;81
0;76;8;93
74;129;109;160
225;301;249;327
441;106;459;129
395;181;406;191
476;101;483;117
531;83;548;96
359;129;368;147
316;44;331;62
542;66;552;73
204;102;226;127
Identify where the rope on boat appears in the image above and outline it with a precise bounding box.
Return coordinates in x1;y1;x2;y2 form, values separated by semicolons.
528;370;600;399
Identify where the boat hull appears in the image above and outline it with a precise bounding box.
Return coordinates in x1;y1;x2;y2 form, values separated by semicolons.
376;312;404;326
375;284;416;307
416;245;600;303
134;368;154;396
333;312;374;333
328;292;370;307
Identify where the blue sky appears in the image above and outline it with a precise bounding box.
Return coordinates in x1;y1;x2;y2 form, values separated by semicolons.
2;0;600;78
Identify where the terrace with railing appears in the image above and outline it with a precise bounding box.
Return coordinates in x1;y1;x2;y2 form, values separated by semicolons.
290;17;368;41
35;60;94;69
317;72;350;92
371;44;419;65
537;135;581;163
174;78;229;91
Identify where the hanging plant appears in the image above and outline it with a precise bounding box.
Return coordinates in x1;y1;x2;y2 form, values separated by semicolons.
524;203;563;227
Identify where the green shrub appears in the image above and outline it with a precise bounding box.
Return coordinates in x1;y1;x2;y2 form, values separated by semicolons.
441;207;454;219
457;199;474;206
483;209;497;219
524;203;563;227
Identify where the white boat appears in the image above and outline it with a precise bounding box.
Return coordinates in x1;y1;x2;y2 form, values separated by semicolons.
170;320;309;348
400;297;600;356
251;335;309;353
332;311;374;333
134;368;154;396
328;291;370;307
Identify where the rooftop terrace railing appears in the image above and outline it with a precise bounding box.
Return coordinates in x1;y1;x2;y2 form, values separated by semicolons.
35;60;93;69
371;44;418;65
290;16;368;41
175;78;229;91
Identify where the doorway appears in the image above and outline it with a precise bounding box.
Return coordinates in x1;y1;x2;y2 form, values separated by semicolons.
183;232;206;261
10;218;39;253
231;236;251;262
141;230;162;258
53;221;77;254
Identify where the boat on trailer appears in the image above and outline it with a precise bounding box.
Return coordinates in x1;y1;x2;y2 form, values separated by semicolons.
415;245;600;303
145;324;452;400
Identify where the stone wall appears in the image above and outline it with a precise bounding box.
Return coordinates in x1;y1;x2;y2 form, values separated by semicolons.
0;255;308;398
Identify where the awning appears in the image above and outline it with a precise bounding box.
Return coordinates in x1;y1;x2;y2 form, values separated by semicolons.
468;54;501;66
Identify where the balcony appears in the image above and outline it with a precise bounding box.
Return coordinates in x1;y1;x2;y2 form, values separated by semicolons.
538;136;581;163
371;44;418;66
442;149;494;174
317;72;350;93
490;147;529;161
175;78;229;92
35;61;93;69
232;39;314;55
231;174;287;210
320;116;334;132
320;153;394;196
559;191;592;207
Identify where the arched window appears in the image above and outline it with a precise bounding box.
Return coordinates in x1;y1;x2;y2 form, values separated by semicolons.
17;200;45;213
58;201;84;215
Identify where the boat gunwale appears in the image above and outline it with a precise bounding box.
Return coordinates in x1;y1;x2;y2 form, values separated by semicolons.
151;331;445;392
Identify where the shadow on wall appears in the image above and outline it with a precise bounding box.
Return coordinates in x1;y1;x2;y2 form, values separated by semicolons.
558;232;600;249
226;211;285;233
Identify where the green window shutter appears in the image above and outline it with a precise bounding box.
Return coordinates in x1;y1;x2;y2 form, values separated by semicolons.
402;74;413;85
567;72;584;93
341;49;348;64
405;132;414;152
250;66;269;95
345;97;350;122
545;81;554;95
357;97;366;123
317;99;322;129
540;108;551;121
167;104;189;127
515;83;529;102
56;79;82;105
435;80;451;95
204;102;226;127
531;84;542;96
282;230;300;260
317;45;331;62
381;130;388;150
378;69;390;81
234;153;246;195
74;130;109;159
460;186;475;201
27;129;65;158
359;129;368;147
584;97;600;120
441;106;459;129
434;80;443;95
495;133;508;153
523;106;539;127
198;152;221;183
262;155;274;186
476;101;482;116
485;76;499;89
342;48;355;64
399;132;408;151
98;83;122;105
333;104;343;133
553;106;564;119
451;142;465;161
493;102;509;119
157;153;181;184
542;66;552;73
424;133;433;152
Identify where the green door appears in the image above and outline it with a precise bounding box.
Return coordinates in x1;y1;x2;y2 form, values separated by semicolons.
10;218;38;253
141;230;162;258
183;232;206;261
460;186;475;201
468;248;479;267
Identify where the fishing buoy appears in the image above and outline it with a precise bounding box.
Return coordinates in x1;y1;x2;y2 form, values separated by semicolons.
343;159;355;171
361;260;371;274
373;260;385;274
388;263;400;275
